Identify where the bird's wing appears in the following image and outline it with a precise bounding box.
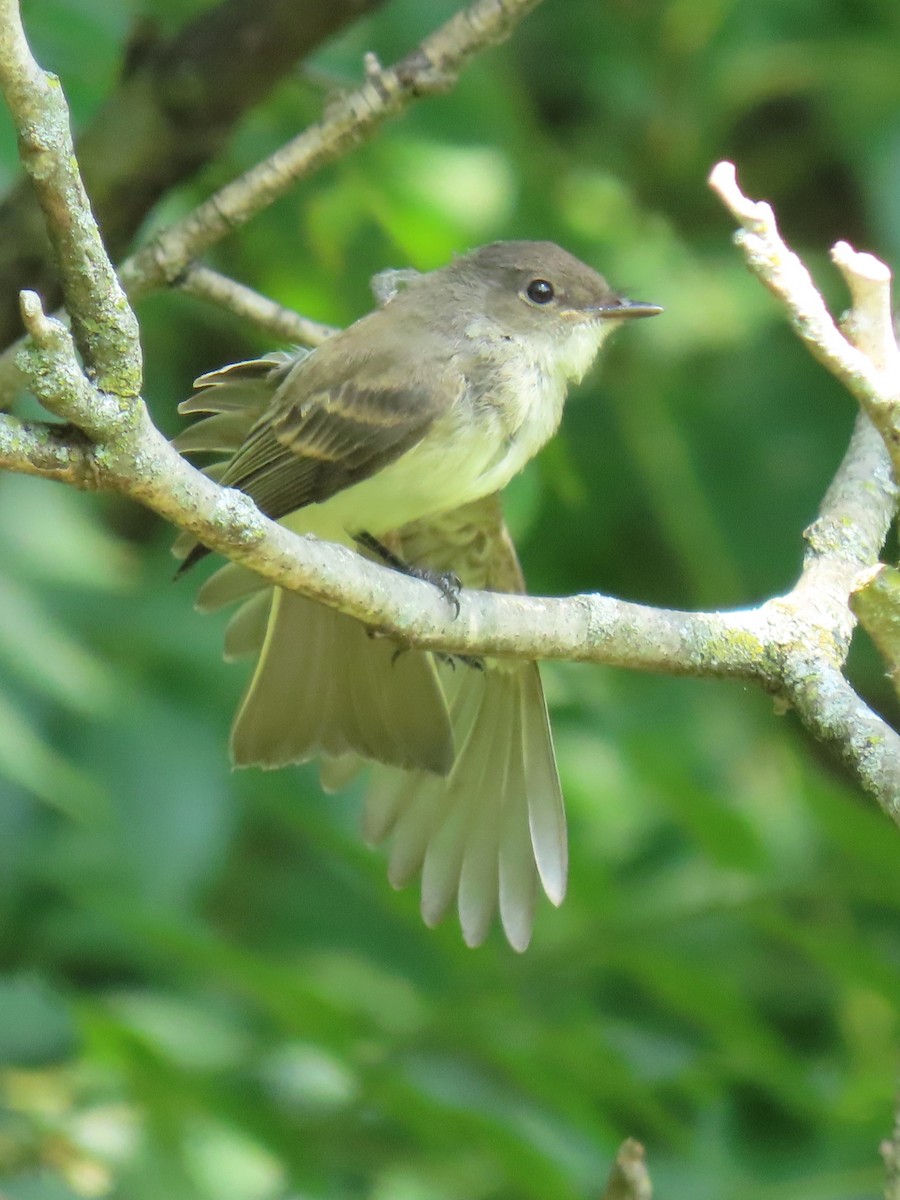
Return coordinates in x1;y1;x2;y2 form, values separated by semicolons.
215;318;462;522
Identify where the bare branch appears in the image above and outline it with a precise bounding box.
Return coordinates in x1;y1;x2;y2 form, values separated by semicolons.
0;0;545;403
3;15;900;835
709;161;900;480
176;261;423;346
709;161;900;824
7;364;900;824
0;0;389;353
775;644;900;822
9;309;900;831
0;302;769;684
0;0;141;395
177;265;337;347
119;0;545;301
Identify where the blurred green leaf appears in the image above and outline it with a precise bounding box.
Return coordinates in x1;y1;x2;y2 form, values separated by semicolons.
0;976;78;1067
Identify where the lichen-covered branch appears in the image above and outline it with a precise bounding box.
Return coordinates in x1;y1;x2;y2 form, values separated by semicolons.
1;14;900;829
0;411;96;486
0;302;768;683
0;0;388;354
7;302;900;821
852;565;900;700
0;0;545;402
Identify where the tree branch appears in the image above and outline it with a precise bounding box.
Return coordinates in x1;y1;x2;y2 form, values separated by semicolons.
2;12;900;828
177;264;337;346
8;292;900;825
0;0;545;402
0;0;141;396
0;0;388;353
117;0;544;300
710;161;900;481
851;564;900;700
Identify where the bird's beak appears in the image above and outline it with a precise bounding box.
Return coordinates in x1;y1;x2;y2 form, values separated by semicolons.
589;298;663;319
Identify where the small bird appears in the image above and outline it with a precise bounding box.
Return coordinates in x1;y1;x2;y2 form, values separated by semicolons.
174;241;660;950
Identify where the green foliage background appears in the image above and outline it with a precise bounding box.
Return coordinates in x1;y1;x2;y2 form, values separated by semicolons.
1;0;898;1196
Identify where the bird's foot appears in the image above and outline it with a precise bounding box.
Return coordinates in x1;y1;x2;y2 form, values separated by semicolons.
405;564;462;615
354;531;462;617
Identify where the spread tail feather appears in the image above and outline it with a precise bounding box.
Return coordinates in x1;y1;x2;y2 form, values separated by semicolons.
230;587;455;776
364;662;565;951
174;383;567;950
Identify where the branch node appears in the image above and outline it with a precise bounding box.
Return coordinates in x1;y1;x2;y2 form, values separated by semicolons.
19;287;62;348
831;241;899;373
14;292;137;446
832;240;891;284
395;48;456;95
363;50;383;80
708;160;774;234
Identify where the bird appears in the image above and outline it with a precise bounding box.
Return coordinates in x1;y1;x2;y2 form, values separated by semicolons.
173;240;661;950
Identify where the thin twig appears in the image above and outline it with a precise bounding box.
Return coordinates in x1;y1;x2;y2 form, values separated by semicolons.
0;0;544;403
119;0;544;300
0;0;389;354
177;265;337;347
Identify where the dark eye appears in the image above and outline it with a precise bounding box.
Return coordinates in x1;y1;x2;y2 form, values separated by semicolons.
525;278;554;304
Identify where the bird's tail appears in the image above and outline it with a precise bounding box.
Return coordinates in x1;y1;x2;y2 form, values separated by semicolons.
358;499;567;951
194;562;455;775
364;659;565;952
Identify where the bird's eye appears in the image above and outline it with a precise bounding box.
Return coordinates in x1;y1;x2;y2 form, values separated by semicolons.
525;278;554;304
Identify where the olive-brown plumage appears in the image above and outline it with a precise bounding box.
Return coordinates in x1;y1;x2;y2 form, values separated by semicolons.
175;241;660;949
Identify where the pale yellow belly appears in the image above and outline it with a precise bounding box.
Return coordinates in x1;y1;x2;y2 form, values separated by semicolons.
283;400;555;544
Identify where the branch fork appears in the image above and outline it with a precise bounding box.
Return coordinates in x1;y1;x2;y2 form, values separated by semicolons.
3;6;900;1193
2;0;900;828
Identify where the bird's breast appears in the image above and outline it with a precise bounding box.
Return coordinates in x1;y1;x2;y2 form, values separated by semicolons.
283;343;572;543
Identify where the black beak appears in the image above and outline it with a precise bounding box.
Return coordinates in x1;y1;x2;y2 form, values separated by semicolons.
590;298;663;319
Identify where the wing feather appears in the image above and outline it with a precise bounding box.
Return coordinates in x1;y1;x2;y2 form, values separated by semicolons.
212;312;461;522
